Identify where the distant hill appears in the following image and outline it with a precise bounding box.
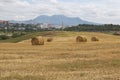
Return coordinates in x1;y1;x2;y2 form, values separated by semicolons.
10;15;97;26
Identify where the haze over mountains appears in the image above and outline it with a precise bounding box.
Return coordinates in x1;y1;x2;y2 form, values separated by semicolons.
10;15;96;26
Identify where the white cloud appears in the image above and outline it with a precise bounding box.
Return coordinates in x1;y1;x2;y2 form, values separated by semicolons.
50;0;58;4
0;0;120;24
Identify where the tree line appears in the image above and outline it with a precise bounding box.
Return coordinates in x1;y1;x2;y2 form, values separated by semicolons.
64;24;120;32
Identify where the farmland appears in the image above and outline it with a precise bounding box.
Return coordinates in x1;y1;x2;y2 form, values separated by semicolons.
0;31;120;80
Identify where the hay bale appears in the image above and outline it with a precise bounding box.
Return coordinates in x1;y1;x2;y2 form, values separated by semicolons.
31;37;44;45
76;36;87;42
91;37;99;41
31;37;39;45
39;37;44;45
76;36;83;42
83;37;87;42
47;37;53;42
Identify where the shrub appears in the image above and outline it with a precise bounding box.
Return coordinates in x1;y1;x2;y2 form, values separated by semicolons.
12;32;26;38
0;35;10;40
20;32;26;35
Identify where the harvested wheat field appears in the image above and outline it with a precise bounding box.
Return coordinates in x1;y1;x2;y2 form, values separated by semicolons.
0;31;120;80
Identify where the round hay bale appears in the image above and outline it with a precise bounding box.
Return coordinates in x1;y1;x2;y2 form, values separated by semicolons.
31;37;44;45
39;37;44;45
91;37;99;41
83;37;87;42
76;36;83;42
47;37;53;42
76;36;87;42
31;37;40;45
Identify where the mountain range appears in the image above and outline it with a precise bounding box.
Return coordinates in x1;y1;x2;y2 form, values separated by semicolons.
10;15;97;26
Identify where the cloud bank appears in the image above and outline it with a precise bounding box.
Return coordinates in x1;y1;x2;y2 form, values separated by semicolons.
0;0;120;24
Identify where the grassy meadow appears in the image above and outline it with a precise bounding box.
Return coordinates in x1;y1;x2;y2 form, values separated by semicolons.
0;31;120;80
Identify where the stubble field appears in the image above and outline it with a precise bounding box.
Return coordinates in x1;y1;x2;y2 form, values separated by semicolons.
0;31;120;80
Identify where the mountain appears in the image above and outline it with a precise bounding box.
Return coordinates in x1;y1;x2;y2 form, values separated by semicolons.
10;15;97;26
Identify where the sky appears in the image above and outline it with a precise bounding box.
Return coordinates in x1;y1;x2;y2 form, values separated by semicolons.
0;0;120;24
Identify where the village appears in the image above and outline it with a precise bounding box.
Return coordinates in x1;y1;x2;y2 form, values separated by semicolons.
0;20;62;31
